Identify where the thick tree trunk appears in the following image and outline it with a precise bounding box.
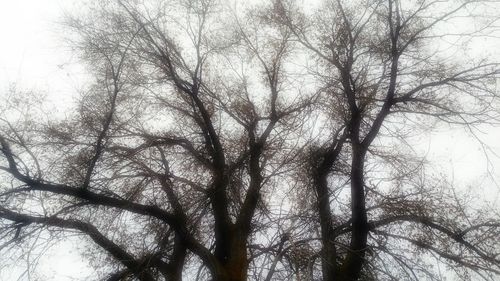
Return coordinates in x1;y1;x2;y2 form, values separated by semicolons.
314;134;348;281
214;234;248;281
316;169;339;281
339;147;369;281
223;246;248;281
168;234;187;281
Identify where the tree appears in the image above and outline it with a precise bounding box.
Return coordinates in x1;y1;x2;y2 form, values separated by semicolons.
274;0;500;280
0;0;500;280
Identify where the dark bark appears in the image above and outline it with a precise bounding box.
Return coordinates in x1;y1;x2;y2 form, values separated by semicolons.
314;131;348;281
339;145;369;281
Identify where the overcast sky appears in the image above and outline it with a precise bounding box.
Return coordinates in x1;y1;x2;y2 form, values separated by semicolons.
1;0;500;280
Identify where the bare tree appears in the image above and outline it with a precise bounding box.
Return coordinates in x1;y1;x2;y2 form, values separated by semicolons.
275;0;500;280
1;0;500;281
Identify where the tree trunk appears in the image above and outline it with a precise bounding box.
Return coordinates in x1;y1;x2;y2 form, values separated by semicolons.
316;169;339;281
214;232;248;281
339;146;369;281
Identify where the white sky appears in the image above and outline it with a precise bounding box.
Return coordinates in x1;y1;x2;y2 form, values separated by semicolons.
0;0;499;280
0;0;85;109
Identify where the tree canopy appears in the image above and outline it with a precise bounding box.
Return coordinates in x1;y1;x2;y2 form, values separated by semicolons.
1;0;500;280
